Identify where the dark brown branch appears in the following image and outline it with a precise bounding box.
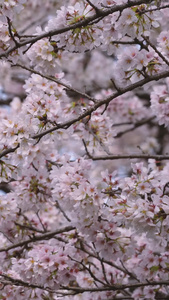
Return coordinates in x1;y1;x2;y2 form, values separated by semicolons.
84;125;111;155
61;280;169;292
14;222;47;234
115;116;155;138
55;200;71;222
142;35;169;67
100;259;111;285
139;4;169;14
0;226;75;252
82;139;92;157
112;122;133;126
6;17;19;47
85;0;101;14
69;255;106;286
76;238;137;279
1;68;169;161
0;0;154;59
83;140;169;161
109;38;148;51
110;78;121;92
104;297;133;300
32;69;169;141
0;273;48;291
1;273;169;299
11;62;95;102
0;145;19;159
84;152;169;161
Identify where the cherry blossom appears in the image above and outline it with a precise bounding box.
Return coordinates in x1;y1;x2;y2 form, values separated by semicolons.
45;3;103;52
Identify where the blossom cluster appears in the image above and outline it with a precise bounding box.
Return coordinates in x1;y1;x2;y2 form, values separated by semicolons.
115;45;164;85
45;3;103;52
26;37;63;75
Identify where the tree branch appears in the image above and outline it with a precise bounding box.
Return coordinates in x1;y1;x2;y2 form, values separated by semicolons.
31;69;169;141
0;0;154;59
0;145;19;159
11;62;96;103
61;280;169;292
85;0;101;14
1;68;169;160
84;152;169;161
142;35;169;67
115;116;155;138
0;226;75;252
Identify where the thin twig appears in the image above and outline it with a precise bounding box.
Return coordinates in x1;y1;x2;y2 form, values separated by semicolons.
85;0;101;14
0;145;19;159
84;126;111;155
14;222;47;234
139;4;169;14
61;280;169;292
31;69;169;140
115;116;155;138
84;152;169;161
11;62;96;102
6;17;19;47
55;200;71;222
142;35;169;67
0;226;75;252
